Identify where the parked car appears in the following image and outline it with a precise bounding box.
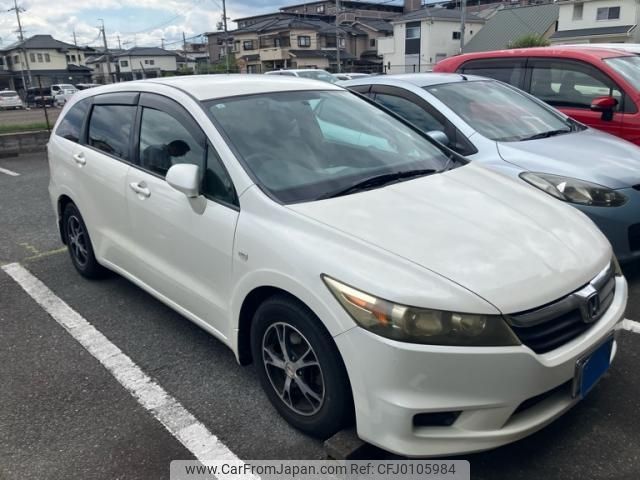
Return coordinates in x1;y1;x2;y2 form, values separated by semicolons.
0;90;24;110
334;73;371;81
341;73;640;263
48;76;627;457
75;83;101;90
265;68;338;83
25;87;54;108
51;83;79;106
433;46;640;145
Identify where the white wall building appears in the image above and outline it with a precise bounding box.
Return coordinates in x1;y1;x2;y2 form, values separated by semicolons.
115;47;178;80
378;8;485;74
551;0;640;43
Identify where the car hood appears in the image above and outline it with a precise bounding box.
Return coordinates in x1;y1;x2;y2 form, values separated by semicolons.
288;163;611;313
497;128;640;189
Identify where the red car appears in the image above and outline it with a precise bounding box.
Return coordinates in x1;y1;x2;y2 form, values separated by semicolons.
434;46;640;145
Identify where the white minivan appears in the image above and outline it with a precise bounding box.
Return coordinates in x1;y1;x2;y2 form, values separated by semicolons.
48;76;627;457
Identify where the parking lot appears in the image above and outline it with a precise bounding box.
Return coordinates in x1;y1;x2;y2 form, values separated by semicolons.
1;153;640;480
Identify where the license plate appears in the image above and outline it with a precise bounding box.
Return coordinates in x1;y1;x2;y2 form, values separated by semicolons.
574;336;614;398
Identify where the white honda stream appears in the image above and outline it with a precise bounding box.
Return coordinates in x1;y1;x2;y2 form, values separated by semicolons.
48;75;627;457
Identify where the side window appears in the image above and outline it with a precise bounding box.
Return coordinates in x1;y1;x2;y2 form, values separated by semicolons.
55;98;91;143
460;59;525;89
88;105;136;160
374;92;445;132
203;143;238;206
530;61;622;110
372;89;477;156
138;107;205;177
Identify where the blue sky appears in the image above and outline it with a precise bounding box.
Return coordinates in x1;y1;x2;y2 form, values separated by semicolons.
0;0;295;51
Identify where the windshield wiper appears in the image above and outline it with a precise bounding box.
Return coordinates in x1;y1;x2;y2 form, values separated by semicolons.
318;169;438;200
519;128;572;141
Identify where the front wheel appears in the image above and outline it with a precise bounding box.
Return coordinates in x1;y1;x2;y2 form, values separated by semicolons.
251;295;354;439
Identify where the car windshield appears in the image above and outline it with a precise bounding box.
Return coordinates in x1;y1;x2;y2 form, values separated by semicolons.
0;91;18;97
205;90;460;203
604;55;640;92
426;80;577;142
295;71;337;83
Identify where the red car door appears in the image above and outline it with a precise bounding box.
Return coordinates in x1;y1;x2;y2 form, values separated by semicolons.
527;58;623;138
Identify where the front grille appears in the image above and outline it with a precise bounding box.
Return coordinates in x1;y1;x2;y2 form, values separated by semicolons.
507;262;616;354
629;223;640;252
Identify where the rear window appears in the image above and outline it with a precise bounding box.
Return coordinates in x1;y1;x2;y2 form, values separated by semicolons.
0;91;18;98
88;104;137;160
56;99;91;143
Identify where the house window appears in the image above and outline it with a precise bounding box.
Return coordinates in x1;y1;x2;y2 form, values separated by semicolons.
452;31;461;40
247;64;258;73
45;53;50;62
144;60;149;64
596;6;621;20
149;59;155;65
316;5;325;13
37;53;43;62
573;3;584;20
14;55;19;64
120;60;129;67
234;41;240;52
29;53;36;62
406;22;421;40
243;40;255;50
72;55;76;62
370;38;376;48
298;35;311;47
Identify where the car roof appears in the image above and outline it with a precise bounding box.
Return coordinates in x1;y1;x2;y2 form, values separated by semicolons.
76;74;342;101
444;46;634;64
341;72;487;88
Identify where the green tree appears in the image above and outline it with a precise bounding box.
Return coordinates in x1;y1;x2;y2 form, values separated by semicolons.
508;34;550;49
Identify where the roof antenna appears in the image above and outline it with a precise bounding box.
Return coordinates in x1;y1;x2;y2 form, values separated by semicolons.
460;74;468;81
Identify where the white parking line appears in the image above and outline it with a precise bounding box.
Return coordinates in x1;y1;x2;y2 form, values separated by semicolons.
621;319;640;334
0;167;20;177
1;262;244;468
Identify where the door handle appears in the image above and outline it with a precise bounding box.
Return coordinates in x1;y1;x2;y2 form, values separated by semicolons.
129;181;151;198
72;152;86;165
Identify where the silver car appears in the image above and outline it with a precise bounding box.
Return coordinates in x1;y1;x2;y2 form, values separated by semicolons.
0;90;24;110
341;73;640;263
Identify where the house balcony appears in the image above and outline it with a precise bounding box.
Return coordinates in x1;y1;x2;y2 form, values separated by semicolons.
259;48;290;61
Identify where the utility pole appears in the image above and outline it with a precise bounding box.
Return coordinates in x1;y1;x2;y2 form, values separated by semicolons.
460;0;466;54
73;30;77;46
99;19;113;83
335;0;341;73
117;35;121;50
222;0;229;73
9;0;31;89
161;37;165;49
182;31;186;53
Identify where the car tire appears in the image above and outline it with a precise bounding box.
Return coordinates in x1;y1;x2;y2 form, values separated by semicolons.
250;294;354;439
62;203;107;279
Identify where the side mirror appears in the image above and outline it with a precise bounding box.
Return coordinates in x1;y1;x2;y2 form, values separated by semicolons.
166;164;200;198
427;130;450;146
591;96;618;121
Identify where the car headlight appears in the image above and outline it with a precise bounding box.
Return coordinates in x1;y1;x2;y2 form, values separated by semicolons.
520;172;627;207
323;276;520;346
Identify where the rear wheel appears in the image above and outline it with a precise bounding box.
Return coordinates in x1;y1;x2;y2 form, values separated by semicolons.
62;203;107;279
251;295;353;439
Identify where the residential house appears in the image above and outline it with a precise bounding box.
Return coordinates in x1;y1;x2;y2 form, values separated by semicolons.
232;15;358;73
378;7;485;73
231;1;403;73
551;0;640;44
84;49;124;84
0;34;93;93
464;3;559;52
205;32;234;64
115;47;179;80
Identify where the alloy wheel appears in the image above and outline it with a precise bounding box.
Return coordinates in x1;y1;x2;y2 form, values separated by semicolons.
66;215;89;268
261;322;325;416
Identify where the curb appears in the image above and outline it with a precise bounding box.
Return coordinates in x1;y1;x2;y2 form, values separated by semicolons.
0;130;50;158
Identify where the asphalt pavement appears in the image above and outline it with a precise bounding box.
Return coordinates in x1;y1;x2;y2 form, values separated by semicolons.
1;153;639;480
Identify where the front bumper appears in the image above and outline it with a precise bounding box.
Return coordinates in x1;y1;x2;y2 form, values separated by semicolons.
577;187;640;264
334;276;627;457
